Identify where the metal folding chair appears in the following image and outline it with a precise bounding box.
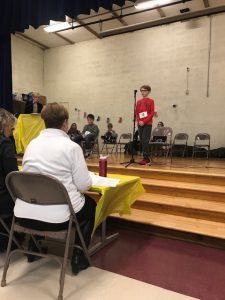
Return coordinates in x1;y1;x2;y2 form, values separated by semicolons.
170;133;189;162
1;171;91;300
149;127;173;158
115;133;132;154
192;133;210;159
90;136;100;156
101;136;117;154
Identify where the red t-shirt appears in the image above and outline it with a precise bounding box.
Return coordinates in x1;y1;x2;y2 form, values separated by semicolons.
136;98;155;125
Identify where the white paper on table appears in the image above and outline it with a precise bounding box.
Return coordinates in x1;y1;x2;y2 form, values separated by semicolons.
89;172;120;187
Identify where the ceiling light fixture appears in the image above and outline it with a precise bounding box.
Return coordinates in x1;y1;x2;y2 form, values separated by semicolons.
135;0;173;10
44;20;74;33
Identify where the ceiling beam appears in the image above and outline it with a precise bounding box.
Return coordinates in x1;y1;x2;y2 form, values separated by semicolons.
203;0;210;8
56;0;192;34
54;32;74;44
76;18;101;39
100;5;225;38
157;8;166;18
15;32;49;50
111;10;128;26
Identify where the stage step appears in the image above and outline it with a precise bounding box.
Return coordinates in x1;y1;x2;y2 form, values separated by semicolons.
141;178;225;201
88;163;225;186
133;193;225;222
111;209;225;239
88;161;225;239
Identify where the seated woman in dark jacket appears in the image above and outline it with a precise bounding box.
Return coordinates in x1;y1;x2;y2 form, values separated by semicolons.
0;108;18;251
68;123;82;144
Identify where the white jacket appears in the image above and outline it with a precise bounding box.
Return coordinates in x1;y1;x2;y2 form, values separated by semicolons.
14;128;92;223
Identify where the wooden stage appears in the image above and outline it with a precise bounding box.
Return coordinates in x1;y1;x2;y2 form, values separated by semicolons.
86;154;225;242
17;154;225;243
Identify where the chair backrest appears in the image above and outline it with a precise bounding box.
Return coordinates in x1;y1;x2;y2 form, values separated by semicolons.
118;133;132;142
152;127;165;137
195;133;210;141
194;133;210;147
152;127;173;143
174;133;188;141
6;171;70;206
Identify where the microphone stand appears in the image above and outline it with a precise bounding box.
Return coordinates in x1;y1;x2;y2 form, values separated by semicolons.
120;90;138;168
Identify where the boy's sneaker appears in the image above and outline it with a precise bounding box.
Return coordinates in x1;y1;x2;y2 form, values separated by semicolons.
138;158;151;165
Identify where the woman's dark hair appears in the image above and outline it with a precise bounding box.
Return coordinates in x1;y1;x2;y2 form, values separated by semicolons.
107;123;113;129
68;123;79;135
41;102;69;129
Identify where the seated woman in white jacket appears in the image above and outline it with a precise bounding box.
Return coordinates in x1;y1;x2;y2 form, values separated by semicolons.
14;102;96;275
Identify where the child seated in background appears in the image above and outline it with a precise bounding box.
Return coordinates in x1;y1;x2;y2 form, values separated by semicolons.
82;114;99;157
101;123;117;143
157;121;164;128
68;123;82;143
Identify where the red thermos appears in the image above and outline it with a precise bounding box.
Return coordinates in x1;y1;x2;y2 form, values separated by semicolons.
99;156;107;177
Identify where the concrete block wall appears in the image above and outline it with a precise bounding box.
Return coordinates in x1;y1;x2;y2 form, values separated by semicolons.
11;13;225;149
11;35;44;95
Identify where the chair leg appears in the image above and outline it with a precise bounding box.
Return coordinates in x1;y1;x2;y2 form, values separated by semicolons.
73;219;91;266
1;217;16;287
0;219;21;249
111;144;115;154
105;144;109;155
100;143;105;153
57;217;73;300
115;144;118;155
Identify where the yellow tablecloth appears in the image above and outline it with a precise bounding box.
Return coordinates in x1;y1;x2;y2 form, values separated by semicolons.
91;174;145;233
14;114;45;154
17;167;144;234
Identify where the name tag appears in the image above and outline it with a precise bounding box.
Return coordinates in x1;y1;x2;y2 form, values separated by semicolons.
139;111;148;119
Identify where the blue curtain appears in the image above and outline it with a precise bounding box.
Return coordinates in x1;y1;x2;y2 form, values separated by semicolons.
0;34;12;111
0;0;135;35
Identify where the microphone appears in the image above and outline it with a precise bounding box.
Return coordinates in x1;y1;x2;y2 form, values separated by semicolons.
134;90;138;94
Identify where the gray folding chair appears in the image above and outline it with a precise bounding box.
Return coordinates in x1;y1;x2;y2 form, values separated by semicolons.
101;135;118;154
192;133;210;159
115;133;132;154
1;171;91;300
0;192;21;251
149;127;173;158
0;215;21;252
170;133;189;162
90;136;100;156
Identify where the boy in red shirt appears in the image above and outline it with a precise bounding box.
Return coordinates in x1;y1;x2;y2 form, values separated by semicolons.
136;85;155;165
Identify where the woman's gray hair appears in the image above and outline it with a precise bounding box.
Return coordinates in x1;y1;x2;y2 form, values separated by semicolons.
0;108;16;135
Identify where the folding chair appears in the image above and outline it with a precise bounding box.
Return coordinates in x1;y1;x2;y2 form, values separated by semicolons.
192;133;210;159
115;133;132;154
90;136;100;156
101;136;117;154
1;171;91;300
170;133;188;162
149;127;173;158
0;192;21;251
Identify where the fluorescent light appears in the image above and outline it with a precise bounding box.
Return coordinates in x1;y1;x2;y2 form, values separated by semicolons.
135;0;173;10
44;20;73;33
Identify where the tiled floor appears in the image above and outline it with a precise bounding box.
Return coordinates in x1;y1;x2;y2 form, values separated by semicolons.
0;257;198;300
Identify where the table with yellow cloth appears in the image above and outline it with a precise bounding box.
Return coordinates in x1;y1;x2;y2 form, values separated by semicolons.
17;166;144;253
89;173;145;254
14;114;45;154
